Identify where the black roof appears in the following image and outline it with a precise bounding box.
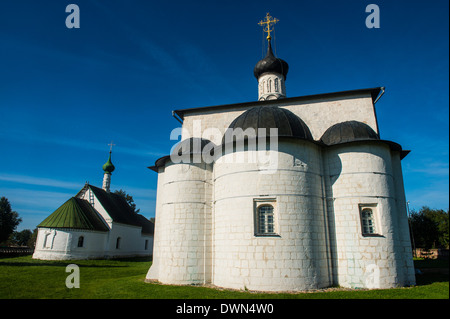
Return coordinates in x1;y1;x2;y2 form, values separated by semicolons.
320;120;379;146
254;39;289;80
223;106;313;143
88;185;154;235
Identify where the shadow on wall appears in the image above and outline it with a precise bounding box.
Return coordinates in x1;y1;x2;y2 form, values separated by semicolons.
323;149;342;287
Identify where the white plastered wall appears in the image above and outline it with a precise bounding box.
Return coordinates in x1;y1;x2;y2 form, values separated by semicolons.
32;228;108;260
324;142;415;288
146;161;213;284
212;140;331;291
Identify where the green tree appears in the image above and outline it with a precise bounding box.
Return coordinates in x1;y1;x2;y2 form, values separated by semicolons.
9;229;33;247
409;206;449;249
28;228;38;248
0;197;22;244
113;189;140;213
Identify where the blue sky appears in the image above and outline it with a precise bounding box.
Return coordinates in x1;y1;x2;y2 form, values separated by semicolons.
0;0;448;231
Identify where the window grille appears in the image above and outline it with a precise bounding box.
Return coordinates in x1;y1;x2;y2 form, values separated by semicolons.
361;208;376;235
257;205;275;234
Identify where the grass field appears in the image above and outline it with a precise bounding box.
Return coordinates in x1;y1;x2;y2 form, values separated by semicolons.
0;256;448;299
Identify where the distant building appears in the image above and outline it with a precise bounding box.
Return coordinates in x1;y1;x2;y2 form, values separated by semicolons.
145;14;415;291
33;151;154;260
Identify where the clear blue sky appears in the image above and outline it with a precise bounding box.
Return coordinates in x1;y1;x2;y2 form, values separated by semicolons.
0;0;448;231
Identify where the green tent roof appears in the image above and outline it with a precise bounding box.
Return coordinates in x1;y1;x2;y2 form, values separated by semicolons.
37;197;109;232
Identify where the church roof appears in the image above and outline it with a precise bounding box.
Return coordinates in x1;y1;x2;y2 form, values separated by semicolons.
37;185;155;235
320;120;379;146
223;106;313;143
37;197;109;231
88;185;154;235
320;120;410;159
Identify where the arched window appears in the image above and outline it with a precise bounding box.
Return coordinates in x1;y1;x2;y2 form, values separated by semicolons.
267;79;272;92
77;236;84;248
43;234;51;249
361;208;376;235
43;230;55;249
116;237;121;249
274;78;279;92
257;205;275;234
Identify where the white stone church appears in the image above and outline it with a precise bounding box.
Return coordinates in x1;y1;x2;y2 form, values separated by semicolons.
145;14;416;291
33;151;154;260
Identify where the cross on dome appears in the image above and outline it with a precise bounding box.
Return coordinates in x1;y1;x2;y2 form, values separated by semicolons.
258;12;279;41
108;141;116;153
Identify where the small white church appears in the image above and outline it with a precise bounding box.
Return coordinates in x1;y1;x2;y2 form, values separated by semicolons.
33;151;154;260
145;13;416;291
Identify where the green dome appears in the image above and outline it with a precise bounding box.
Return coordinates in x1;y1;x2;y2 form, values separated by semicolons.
102;152;115;174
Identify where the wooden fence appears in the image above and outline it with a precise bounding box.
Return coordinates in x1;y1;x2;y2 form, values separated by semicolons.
413;248;449;259
0;247;34;257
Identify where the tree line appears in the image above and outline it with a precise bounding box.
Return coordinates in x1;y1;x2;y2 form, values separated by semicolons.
0;197;36;247
408;206;449;250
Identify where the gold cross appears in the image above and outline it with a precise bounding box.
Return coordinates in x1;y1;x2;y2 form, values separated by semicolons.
258;12;279;40
108;141;116;152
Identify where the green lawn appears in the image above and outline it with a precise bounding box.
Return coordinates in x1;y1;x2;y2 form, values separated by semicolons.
0;256;448;299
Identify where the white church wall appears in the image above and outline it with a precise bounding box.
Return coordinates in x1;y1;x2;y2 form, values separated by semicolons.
32;228;108;260
213;140;331;291
106;223;153;258
325;142;414;288
147;161;213;285
282;93;377;140
390;151;416;285
146;166;165;281
257;73;286;100
180;92;377;142
147;89;415;291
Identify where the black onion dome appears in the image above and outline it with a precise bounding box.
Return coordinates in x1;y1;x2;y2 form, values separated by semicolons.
223;106;312;143
320;121;379;146
253;40;289;80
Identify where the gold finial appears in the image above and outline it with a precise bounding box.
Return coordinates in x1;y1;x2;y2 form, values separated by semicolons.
258;12;279;41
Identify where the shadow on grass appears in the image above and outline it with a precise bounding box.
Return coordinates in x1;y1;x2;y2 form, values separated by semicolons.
0;261;128;268
0;255;152;268
112;256;152;262
413;258;449;286
414;270;449;286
